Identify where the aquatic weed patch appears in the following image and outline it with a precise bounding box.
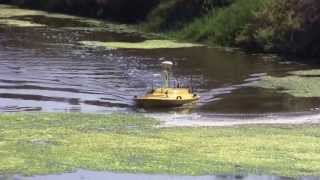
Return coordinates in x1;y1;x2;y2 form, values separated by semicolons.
289;69;320;76
254;69;320;97
0;113;320;176
0;113;158;175
80;40;203;49
0;4;135;32
0;4;79;19
0;19;46;27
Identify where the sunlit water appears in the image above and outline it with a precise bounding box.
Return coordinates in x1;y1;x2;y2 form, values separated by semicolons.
1;8;320;124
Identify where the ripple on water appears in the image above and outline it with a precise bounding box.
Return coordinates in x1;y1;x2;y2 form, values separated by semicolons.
0;13;319;120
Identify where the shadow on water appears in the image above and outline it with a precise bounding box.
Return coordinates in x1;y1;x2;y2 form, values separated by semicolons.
1;170;319;180
1;9;320;123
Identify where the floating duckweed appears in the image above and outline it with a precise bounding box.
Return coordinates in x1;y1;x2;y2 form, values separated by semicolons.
0;4;136;33
254;70;320;97
0;19;46;27
80;40;203;49
0;113;320;177
62;24;136;33
289;69;320;76
0;5;44;18
0;4;77;19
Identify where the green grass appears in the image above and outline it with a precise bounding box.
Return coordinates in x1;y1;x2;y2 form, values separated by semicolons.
171;0;266;46
0;113;320;177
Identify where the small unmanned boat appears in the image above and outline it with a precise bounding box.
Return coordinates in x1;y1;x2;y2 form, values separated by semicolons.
135;61;200;108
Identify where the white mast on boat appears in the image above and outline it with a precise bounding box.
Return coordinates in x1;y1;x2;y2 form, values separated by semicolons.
161;61;173;88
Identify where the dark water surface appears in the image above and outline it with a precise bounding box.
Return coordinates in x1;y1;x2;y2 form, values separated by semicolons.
0;8;320;119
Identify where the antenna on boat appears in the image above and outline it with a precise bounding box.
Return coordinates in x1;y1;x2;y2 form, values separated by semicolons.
190;74;193;93
161;61;173;88
152;80;154;90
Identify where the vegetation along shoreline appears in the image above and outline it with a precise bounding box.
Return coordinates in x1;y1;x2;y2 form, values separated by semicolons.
1;0;320;60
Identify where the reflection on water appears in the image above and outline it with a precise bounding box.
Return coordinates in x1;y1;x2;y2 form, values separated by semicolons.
0;8;320;118
1;170;318;180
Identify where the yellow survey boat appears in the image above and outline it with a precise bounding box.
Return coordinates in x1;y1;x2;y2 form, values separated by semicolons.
135;88;199;107
135;61;200;108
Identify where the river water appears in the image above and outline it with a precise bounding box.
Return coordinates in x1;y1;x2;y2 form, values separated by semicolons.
1;5;320;124
1;5;320;180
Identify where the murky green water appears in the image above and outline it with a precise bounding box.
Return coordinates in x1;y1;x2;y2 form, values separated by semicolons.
1;4;320;122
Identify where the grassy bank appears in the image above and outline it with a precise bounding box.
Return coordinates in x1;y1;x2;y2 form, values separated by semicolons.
0;113;320;177
169;0;265;46
145;0;320;59
3;0;320;58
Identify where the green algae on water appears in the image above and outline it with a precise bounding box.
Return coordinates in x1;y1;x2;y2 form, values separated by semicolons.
0;4;137;33
80;40;203;49
0;19;46;27
0;5;45;18
0;113;320;177
0;4;77;19
254;69;320;97
0;4;78;19
289;69;320;76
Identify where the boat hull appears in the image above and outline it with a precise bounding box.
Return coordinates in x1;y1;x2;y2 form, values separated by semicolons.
135;88;199;108
135;98;198;108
